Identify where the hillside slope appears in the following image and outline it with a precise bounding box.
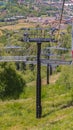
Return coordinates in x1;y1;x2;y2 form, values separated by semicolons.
0;81;73;130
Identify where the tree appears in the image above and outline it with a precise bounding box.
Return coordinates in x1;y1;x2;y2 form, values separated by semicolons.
0;62;26;99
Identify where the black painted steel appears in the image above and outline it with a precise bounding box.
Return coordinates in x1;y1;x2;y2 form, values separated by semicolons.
23;33;57;43
47;49;50;84
36;42;42;118
47;64;49;84
50;65;52;75
21;30;58;118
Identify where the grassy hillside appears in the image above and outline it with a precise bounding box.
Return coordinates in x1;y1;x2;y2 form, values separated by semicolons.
0;78;73;130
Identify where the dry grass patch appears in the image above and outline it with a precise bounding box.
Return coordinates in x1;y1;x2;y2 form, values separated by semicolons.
0;22;36;31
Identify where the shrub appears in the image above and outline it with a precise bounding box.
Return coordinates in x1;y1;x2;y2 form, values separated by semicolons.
0;62;26;99
56;66;73;90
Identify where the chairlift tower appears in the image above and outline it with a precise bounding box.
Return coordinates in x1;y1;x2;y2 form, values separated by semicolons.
22;29;57;118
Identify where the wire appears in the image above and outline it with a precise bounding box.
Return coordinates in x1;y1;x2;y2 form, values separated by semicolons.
58;0;66;31
57;0;66;44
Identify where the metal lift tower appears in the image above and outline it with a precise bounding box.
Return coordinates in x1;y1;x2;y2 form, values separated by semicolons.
22;30;57;118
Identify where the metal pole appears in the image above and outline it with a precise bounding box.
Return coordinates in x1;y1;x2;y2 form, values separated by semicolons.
47;49;50;84
36;42;42;118
47;64;49;84
50;65;52;75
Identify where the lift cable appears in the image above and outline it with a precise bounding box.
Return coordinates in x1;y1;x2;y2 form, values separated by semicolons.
57;0;66;42
50;0;66;46
58;0;66;31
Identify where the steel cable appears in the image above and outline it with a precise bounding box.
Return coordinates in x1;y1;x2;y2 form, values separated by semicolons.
57;0;66;42
58;0;66;31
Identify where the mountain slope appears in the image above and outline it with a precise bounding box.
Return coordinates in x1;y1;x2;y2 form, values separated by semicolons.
0;82;73;130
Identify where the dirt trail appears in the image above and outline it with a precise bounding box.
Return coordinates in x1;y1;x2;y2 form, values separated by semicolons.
27;73;60;86
0;22;36;30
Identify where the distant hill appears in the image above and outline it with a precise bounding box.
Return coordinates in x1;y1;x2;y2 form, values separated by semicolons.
0;0;71;20
0;0;60;19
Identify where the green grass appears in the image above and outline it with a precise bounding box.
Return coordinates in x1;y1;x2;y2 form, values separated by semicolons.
0;83;73;130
